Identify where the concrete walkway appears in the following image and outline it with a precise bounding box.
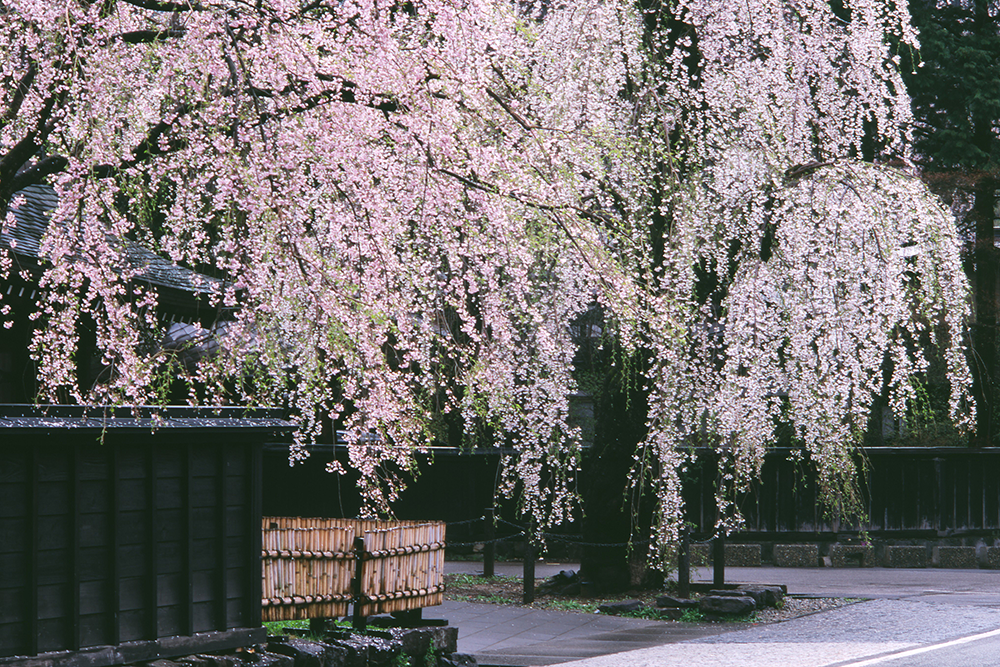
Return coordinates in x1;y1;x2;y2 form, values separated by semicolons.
441;561;1000;666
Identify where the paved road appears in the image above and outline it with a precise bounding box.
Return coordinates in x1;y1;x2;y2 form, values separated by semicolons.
553;599;1000;667
443;561;1000;666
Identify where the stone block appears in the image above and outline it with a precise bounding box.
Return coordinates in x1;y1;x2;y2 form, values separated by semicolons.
773;544;818;567
328;635;399;667
933;546;977;569
725;544;761;567
830;544;874;568
598;600;643;615
438;654;477;667
268;637;351;667
884;545;927;568
699;595;755;615
399;627;458;656
988;547;1000;570
656;595;699;609
192;656;241;667
736;586;785;608
247;654;295;667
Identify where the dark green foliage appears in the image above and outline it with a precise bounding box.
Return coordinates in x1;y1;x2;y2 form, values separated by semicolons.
901;0;1000;446
904;0;1000;172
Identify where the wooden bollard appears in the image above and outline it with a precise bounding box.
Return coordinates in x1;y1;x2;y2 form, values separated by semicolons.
678;530;690;599
352;536;367;630
484;507;496;578
713;534;725;588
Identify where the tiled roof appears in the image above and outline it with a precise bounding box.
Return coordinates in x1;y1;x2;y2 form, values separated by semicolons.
2;184;222;295
0;404;294;432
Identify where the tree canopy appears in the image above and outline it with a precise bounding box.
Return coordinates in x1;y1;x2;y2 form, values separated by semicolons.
0;0;976;560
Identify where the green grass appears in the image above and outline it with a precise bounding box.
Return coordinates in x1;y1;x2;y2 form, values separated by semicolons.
264;619;318;638
447;572;518;587
620;607;685;621
679;608;705;622
470;593;513;605
546;599;601;613
263;617;352;638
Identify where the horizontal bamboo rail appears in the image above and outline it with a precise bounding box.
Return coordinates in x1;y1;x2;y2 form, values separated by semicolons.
261;517;446;622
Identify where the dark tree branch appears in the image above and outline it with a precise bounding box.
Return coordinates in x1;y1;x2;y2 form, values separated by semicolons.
6;155;69;196
784;161;835;182
0;87;64;203
4;61;37;124
120;0;202;12
116;28;187;43
485;87;533;132
252;77;402;126
131;102;195;161
88;102;196;179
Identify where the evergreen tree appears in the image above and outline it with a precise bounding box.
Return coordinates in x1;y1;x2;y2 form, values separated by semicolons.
904;0;1000;446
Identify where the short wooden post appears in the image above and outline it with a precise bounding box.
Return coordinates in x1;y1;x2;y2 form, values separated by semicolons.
678;530;690;599
352;536;367;630
484;507;495;578
522;528;535;604
713;534;725;588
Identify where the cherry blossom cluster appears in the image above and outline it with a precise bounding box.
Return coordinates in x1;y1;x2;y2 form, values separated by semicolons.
627;0;972;565
1;0;643;524
0;0;974;554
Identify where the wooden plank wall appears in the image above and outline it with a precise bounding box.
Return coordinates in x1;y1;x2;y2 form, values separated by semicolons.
0;437;260;659
261;518;445;621
681;448;1000;537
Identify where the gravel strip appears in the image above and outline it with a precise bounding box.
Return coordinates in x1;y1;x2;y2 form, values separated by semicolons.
753;596;862;624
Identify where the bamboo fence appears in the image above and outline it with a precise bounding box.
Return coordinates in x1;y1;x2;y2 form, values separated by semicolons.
261;517;445;622
357;522;446;616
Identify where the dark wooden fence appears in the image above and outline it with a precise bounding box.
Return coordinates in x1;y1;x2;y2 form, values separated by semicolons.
0;406;292;667
683;447;1000;539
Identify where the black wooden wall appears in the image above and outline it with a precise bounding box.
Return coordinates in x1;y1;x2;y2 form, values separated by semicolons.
683;447;1000;538
0;407;287;665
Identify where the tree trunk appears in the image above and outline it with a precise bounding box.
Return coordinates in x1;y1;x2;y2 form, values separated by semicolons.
971;180;998;447
580;378;656;593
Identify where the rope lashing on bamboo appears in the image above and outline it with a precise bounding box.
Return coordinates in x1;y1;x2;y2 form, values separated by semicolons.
361;541;446;559
355;584;445;603
262;549;354;559
262;592;354;606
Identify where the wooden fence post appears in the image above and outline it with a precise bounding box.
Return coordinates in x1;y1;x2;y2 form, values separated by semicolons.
522;525;535;604
713;534;725;588
352;536;367;630
678;530;690;599
484;507;495;578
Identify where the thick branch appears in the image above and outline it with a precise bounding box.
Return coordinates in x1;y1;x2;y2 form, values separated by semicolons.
4;61;37;124
90;102;196;178
116;28;187;43
0;89;62;203
6;155;69;195
120;0;202;12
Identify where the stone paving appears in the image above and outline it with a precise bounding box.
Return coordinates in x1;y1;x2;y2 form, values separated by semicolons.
440;599;728;666
442;561;1000;666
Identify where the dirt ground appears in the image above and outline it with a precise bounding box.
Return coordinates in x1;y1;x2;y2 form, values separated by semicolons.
443;572;860;623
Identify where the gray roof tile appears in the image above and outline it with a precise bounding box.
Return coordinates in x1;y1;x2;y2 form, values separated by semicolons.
3;184;222;295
